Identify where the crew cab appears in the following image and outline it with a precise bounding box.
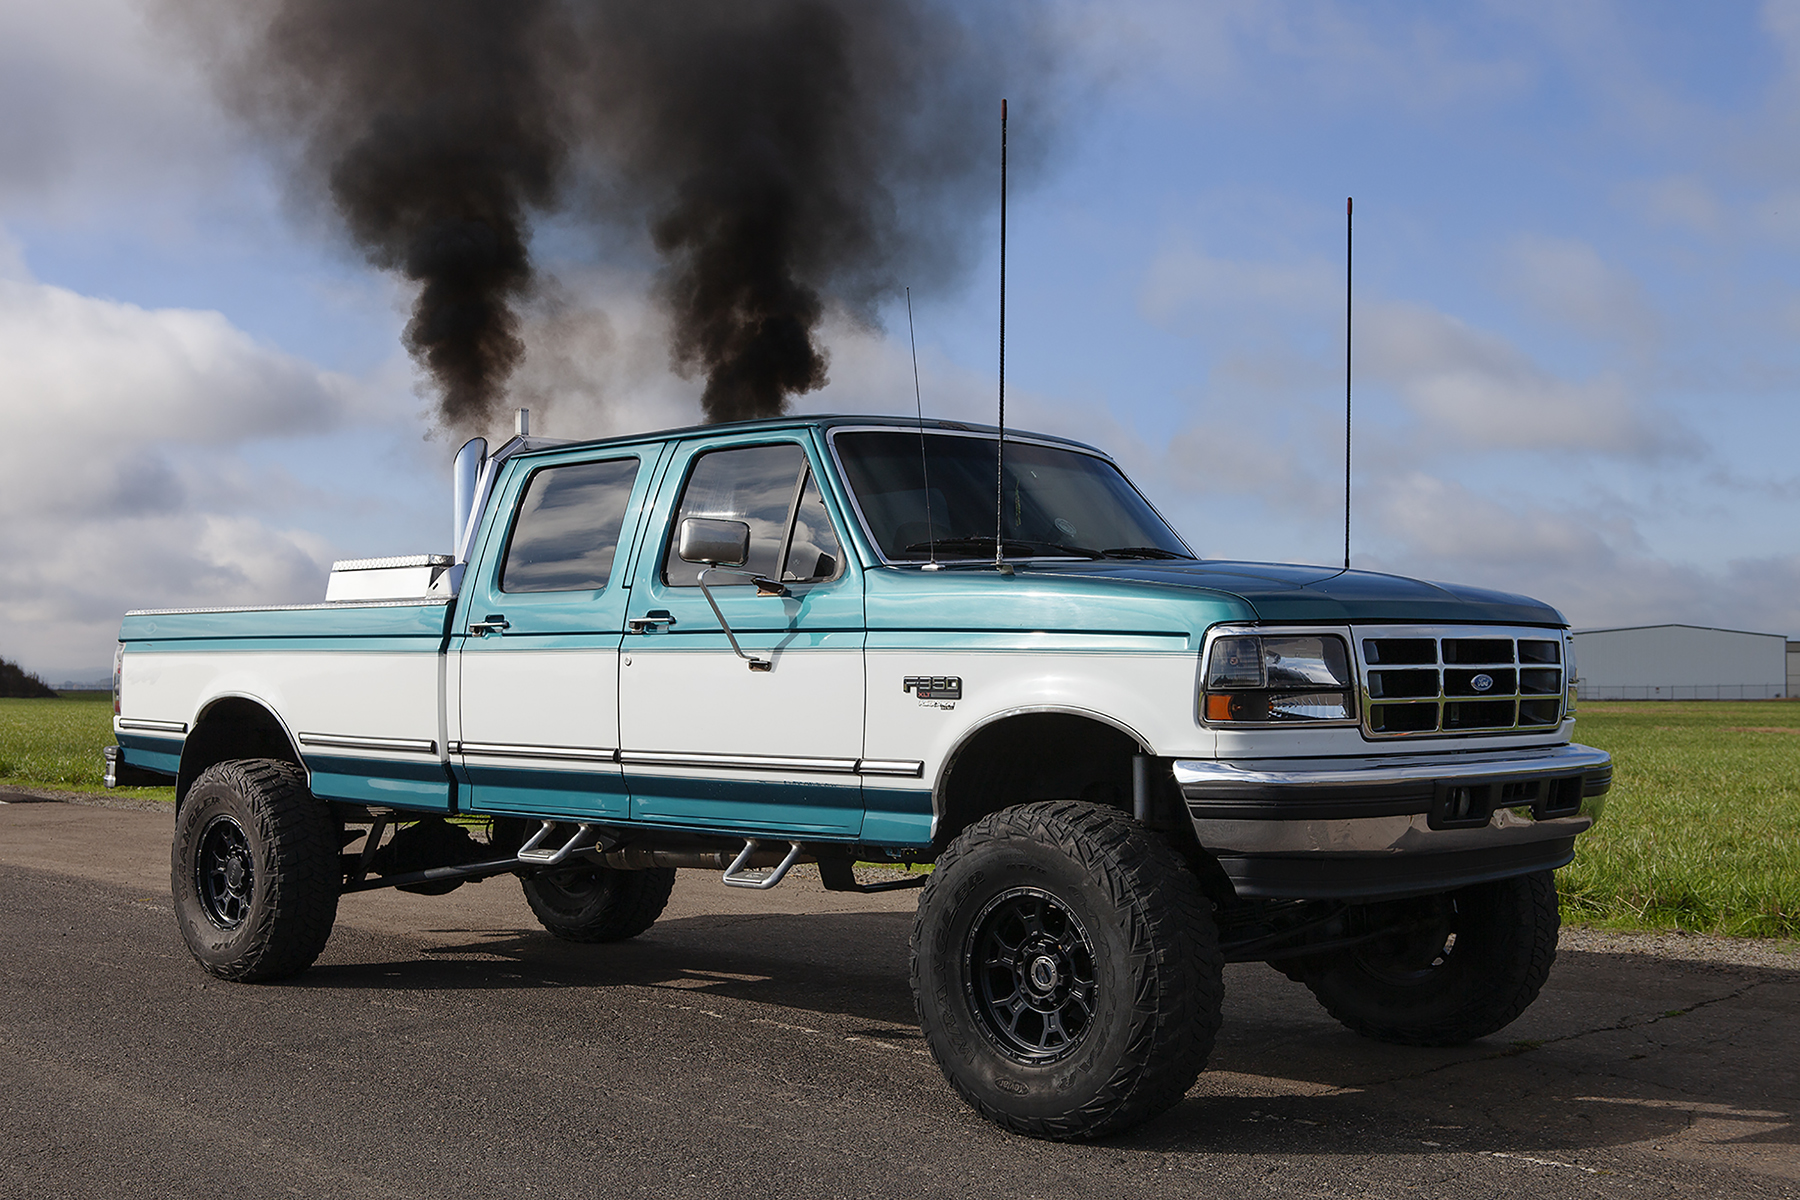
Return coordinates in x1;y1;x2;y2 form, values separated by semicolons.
112;413;1611;1139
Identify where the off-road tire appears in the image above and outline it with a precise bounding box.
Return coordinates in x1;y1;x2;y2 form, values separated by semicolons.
521;865;677;943
1303;869;1560;1046
911;801;1223;1140
171;758;340;982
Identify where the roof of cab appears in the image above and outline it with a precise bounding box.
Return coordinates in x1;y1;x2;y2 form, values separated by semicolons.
507;413;1106;460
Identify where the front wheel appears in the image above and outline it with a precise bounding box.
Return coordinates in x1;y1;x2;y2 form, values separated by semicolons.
171;759;340;982
911;801;1223;1140
1303;869;1560;1046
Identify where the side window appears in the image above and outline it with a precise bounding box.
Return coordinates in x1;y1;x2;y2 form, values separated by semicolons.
665;443;846;587
782;470;841;582
500;458;639;593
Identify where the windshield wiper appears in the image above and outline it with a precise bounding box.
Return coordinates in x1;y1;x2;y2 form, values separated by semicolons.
1100;546;1193;560
904;535;1105;560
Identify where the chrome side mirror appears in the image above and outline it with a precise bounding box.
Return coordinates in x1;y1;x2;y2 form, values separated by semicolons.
677;517;774;671
678;517;751;567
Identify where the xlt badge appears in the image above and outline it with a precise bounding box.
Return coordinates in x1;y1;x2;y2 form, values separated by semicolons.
904;676;962;700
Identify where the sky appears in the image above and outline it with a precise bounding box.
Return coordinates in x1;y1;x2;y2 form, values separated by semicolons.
4;0;1800;681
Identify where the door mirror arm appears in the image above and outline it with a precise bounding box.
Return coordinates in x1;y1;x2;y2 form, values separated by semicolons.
676;517;785;671
696;567;775;672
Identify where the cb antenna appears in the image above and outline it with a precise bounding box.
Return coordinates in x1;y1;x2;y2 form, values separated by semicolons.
907;287;938;570
995;98;1009;573
1343;196;1353;572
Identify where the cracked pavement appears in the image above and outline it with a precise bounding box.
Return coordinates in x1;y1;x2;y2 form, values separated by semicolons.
2;797;1795;1198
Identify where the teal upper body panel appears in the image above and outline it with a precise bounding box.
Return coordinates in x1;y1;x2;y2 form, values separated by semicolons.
1051;561;1567;627
861;559;1563;637
863;564;1250;642
119;601;453;647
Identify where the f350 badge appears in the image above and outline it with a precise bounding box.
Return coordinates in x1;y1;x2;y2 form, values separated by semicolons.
904;676;962;701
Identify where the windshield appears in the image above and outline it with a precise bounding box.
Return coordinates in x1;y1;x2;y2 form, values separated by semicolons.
833;430;1193;563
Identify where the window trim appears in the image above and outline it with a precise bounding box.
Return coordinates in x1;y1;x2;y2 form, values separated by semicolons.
659;439;847;589
823;425;1196;567
495;454;642;595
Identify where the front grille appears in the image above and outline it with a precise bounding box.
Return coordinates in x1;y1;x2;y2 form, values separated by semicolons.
1359;627;1567;738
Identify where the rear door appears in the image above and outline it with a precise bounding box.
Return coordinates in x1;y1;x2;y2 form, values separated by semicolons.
454;446;660;819
618;433;866;836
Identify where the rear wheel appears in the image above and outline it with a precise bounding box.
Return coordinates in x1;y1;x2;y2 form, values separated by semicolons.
911;801;1223;1140
1303;870;1560;1045
171;759;339;982
521;865;676;943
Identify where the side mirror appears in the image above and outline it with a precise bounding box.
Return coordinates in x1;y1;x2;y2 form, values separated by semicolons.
678;517;751;567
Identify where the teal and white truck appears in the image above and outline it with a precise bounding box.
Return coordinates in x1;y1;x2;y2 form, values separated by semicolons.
111;414;1611;1139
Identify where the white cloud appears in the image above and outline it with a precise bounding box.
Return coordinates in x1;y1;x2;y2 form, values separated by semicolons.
0;0;237;212
0;278;348;446
1630;175;1726;237
1055;0;1532;112
1140;241;1338;326
1360;301;1681;456
0;272;365;674
1313;470;1797;637
1503;234;1658;345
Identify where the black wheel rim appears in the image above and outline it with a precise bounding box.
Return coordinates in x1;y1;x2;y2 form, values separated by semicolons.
964;887;1097;1064
196;814;254;931
1356;896;1458;985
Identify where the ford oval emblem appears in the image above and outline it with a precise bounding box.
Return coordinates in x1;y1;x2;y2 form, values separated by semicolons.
1471;673;1495;693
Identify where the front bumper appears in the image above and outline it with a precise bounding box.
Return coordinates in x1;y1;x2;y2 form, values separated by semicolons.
1174;743;1612;901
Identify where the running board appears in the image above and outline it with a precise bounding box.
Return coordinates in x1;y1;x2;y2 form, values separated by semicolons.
817;858;927;894
517;821;607;865
721;839;805;890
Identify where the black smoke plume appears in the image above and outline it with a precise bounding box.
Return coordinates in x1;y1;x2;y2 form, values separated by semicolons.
183;0;1051;429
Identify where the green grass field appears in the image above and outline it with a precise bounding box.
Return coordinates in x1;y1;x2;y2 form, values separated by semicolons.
4;693;1796;937
1559;700;1800;939
0;692;174;802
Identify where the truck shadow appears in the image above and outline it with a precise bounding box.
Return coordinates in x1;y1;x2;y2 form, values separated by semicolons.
303;908;926;1026
299;913;1799;1164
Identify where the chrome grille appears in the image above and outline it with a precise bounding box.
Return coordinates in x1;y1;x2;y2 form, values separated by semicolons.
1358;626;1567;738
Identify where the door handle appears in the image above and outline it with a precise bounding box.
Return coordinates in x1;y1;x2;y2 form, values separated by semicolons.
627;611;676;634
470;614;510;635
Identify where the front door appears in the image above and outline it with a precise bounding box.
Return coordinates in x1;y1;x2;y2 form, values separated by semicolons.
455;448;657;819
619;435;866;836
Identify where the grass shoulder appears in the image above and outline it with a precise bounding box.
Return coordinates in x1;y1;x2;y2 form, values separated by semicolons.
0;693;175;803
1559;699;1800;939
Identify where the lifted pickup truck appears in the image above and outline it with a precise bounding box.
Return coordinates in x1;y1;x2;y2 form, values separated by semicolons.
113;413;1610;1139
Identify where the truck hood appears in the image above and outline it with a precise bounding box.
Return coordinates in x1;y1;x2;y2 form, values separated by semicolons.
1023;559;1567;627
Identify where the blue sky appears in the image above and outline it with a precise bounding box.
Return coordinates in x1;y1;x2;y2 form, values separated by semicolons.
5;0;1800;678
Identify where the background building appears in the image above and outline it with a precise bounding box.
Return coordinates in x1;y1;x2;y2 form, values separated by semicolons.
1573;625;1790;700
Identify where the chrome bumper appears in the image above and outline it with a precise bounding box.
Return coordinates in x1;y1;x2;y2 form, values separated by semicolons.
1172;743;1612;901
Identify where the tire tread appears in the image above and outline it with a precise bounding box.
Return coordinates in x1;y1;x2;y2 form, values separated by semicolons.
912;801;1223;1140
174;758;339;982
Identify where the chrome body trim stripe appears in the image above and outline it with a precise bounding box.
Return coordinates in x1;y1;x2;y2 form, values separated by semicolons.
1172;743;1611;792
298;732;438;755
620;750;861;774
127;599;452;616
116;718;189;734
856;759;926;777
453;742;618;763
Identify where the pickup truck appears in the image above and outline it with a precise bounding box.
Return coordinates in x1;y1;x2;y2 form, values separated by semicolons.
112;413;1611;1140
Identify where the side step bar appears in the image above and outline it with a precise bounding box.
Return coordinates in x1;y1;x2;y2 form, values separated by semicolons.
517;821;607;865
721;839;805;890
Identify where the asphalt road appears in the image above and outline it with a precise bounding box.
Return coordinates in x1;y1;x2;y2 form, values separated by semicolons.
2;796;1796;1199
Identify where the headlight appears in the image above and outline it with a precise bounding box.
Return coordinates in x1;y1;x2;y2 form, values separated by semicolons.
1202;633;1355;724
